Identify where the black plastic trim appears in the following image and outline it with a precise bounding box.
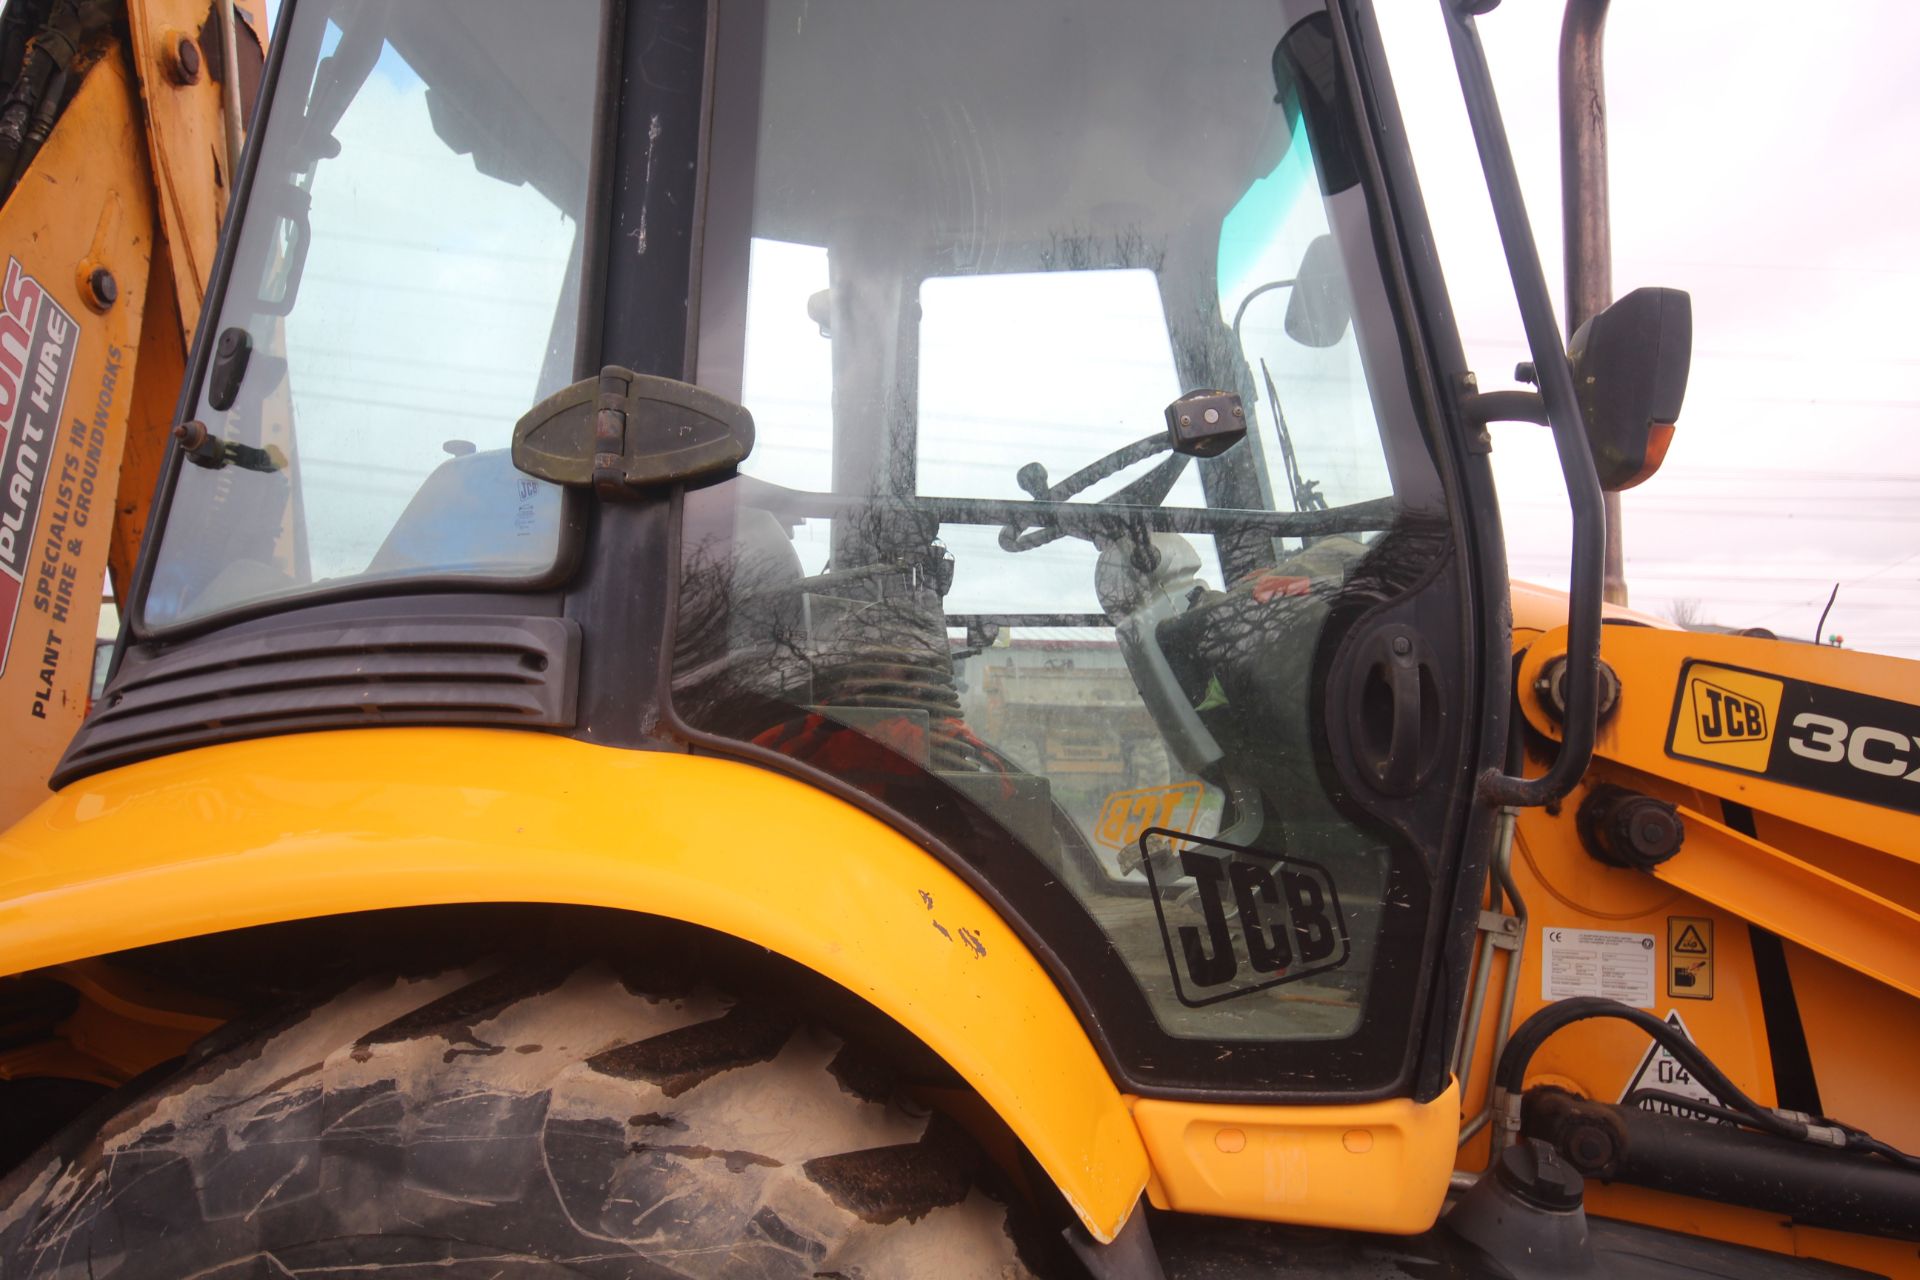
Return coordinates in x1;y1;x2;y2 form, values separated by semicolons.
561;0;710;748
1340;0;1515;1104
57;596;577;786
571;0;624;383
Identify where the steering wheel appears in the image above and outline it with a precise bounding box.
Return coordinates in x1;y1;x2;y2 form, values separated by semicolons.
997;431;1192;554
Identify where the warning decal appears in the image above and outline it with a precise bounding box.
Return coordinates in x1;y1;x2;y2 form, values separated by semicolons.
1619;1008;1727;1123
1667;916;1714;1000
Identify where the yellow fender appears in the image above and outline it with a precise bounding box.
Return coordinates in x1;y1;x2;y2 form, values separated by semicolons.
0;727;1149;1240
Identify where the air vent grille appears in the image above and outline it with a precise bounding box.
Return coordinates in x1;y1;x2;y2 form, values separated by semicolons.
55;613;579;786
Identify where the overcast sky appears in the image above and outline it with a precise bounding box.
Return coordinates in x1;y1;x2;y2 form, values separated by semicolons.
1374;3;1920;655
247;0;1918;655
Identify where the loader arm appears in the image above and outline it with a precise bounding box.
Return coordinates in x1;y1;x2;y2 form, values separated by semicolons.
1516;622;1920;998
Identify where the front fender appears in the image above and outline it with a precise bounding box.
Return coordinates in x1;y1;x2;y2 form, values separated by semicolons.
0;727;1148;1240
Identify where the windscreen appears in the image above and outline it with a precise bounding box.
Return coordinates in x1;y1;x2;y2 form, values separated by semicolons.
139;0;597;630
684;0;1458;1071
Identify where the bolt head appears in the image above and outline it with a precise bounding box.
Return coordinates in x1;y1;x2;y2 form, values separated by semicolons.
168;36;202;84
1564;1121;1617;1173
87;268;117;308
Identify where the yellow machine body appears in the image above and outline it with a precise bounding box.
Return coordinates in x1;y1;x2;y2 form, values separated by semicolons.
0;726;1465;1242
1438;585;1920;1275
0;3;1916;1270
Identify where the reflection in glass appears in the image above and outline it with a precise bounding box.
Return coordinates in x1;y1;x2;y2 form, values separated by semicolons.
144;0;597;628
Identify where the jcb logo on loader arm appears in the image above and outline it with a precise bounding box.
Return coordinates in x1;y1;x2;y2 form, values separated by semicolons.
1668;664;1783;774
1692;679;1769;744
1668;659;1920;816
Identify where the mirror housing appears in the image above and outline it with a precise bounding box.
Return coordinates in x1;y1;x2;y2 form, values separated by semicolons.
1284;233;1353;349
1567;286;1691;490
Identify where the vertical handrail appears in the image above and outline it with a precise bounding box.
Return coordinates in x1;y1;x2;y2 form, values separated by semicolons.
1443;0;1606;808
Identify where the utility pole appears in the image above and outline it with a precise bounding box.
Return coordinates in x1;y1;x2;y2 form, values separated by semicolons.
1560;0;1627;605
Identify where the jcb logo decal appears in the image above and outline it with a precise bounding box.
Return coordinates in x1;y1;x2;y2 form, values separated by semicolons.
1693;680;1767;743
1668;663;1783;773
1093;782;1202;850
1668;660;1920;816
1140;828;1350;1008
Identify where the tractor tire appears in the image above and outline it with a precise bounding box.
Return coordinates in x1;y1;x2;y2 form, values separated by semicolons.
0;962;1042;1278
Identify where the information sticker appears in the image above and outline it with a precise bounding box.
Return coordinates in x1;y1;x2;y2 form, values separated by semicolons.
1541;927;1657;1008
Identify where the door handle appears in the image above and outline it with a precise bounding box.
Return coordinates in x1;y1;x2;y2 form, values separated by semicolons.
1352;624;1439;798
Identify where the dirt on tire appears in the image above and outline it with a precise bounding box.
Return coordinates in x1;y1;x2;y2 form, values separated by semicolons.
0;962;1042;1279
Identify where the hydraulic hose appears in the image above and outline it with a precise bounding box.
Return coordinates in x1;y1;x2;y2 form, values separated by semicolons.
1496;996;1920;1171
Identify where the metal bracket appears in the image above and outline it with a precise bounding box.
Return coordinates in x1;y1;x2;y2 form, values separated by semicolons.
172;419;284;473
512;365;755;499
1479;908;1522;951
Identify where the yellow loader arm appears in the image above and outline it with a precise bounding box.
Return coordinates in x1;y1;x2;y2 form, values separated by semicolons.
1517;624;1920;1001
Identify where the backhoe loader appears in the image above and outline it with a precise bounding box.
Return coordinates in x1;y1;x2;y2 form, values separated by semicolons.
0;0;1916;1276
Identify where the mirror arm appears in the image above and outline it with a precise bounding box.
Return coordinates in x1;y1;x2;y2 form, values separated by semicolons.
1442;0;1605;809
1461;389;1548;428
1230;275;1297;340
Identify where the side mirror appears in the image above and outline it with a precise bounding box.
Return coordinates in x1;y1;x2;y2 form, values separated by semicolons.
1568;286;1691;490
1283;233;1353;349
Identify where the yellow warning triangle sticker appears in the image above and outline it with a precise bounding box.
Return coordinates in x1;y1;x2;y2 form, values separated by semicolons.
1674;924;1709;955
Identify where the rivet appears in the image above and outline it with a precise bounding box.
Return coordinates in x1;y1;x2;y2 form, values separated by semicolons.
1203;407;1220;424
1214;1127;1247;1154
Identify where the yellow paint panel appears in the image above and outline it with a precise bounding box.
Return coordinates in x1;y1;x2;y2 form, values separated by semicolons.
0;729;1148;1241
1133;1081;1459;1234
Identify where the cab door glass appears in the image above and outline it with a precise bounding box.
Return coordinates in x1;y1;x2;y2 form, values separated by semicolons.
685;0;1463;1074
917;268;1223;617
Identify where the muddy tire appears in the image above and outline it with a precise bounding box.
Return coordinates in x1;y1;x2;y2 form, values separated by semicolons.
0;963;1042;1278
